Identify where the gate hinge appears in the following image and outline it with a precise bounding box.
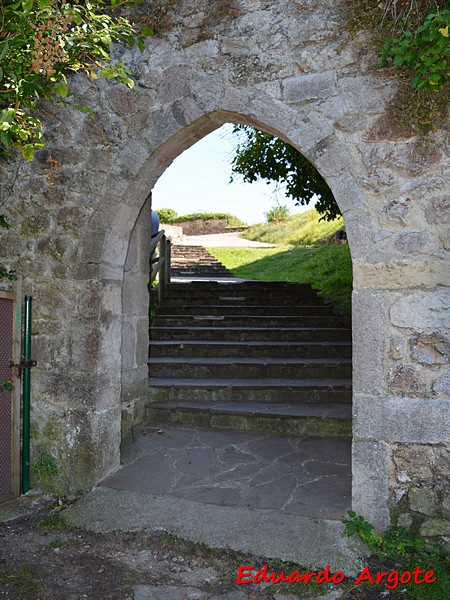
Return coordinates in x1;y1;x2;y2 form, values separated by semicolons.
10;360;37;377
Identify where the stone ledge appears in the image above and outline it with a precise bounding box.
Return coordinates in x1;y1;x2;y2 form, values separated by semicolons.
354;261;450;290
353;396;450;443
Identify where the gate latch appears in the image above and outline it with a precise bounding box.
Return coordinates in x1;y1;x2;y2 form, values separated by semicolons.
10;360;37;377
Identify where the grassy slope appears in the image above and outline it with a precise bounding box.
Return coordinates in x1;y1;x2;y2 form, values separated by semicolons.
240;209;344;246
208;245;352;318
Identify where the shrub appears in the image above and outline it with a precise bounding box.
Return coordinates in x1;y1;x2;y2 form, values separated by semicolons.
264;204;290;223
156;208;178;223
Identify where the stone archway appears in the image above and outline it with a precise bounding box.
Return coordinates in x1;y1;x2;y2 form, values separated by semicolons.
0;0;448;535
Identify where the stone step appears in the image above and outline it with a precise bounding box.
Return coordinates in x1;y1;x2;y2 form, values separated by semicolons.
163;286;326;305
171;268;231;275
150;326;351;342
166;280;316;289
171;260;226;266
172;245;213;252
146;401;352;438
153;314;345;328
169;246;232;278
148;357;352;379
171;257;225;263
162;295;327;307
148;378;352;404
148;277;352;440
156;304;337;316
171;270;231;276
171;265;230;271
165;281;318;292
149;340;352;359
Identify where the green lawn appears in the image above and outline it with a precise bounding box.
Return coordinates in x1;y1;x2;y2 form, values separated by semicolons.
208;244;352;318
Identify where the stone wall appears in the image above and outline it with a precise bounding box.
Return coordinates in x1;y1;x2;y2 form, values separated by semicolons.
121;197;152;439
161;220;248;237
0;0;448;535
170;218;228;236
160;224;184;243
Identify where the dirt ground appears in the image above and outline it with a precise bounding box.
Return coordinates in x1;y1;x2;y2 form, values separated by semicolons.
0;498;417;599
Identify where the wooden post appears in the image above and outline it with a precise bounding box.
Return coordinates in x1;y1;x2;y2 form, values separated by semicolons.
159;234;167;304
165;239;171;289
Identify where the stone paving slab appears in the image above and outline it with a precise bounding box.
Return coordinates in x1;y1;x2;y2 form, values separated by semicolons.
134;586;252;599
102;425;351;519
133;585;205;600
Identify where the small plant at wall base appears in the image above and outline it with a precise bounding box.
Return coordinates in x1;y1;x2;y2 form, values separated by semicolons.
344;511;427;558
33;449;59;478
344;511;450;599
31;449;70;494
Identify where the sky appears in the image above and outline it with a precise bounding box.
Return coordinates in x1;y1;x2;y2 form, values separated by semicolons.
152;123;312;225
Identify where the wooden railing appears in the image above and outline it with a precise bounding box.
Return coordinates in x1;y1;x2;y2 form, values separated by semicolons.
150;230;171;303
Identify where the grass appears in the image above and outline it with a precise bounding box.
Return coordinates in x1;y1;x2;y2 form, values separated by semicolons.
344;511;450;600
241;209;344;246
38;512;69;532
47;538;66;549
406;554;450;599
0;566;40;596
208;245;352;318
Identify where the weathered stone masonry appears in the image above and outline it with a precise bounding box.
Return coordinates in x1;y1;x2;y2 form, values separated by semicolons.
0;0;448;534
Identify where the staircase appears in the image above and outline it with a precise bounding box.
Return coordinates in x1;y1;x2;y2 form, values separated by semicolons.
148;280;352;438
170;245;232;278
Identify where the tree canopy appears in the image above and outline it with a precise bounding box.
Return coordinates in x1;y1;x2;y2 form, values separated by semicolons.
0;0;151;162
230;126;341;222
0;0;151;281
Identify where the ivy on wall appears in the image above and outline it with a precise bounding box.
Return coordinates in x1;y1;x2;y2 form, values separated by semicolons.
380;7;449;92
347;0;449;134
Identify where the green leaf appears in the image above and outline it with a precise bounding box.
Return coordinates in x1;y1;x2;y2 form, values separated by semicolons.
55;82;69;97
123;76;135;89
21;143;35;162
141;26;154;37
435;59;448;70
428;74;443;86
0;215;11;229
0;108;16;124
0;42;9;62
0;380;13;392
1;132;11;148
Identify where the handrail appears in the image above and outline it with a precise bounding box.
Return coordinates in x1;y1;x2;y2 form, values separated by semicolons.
150;229;171;303
150;229;165;257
